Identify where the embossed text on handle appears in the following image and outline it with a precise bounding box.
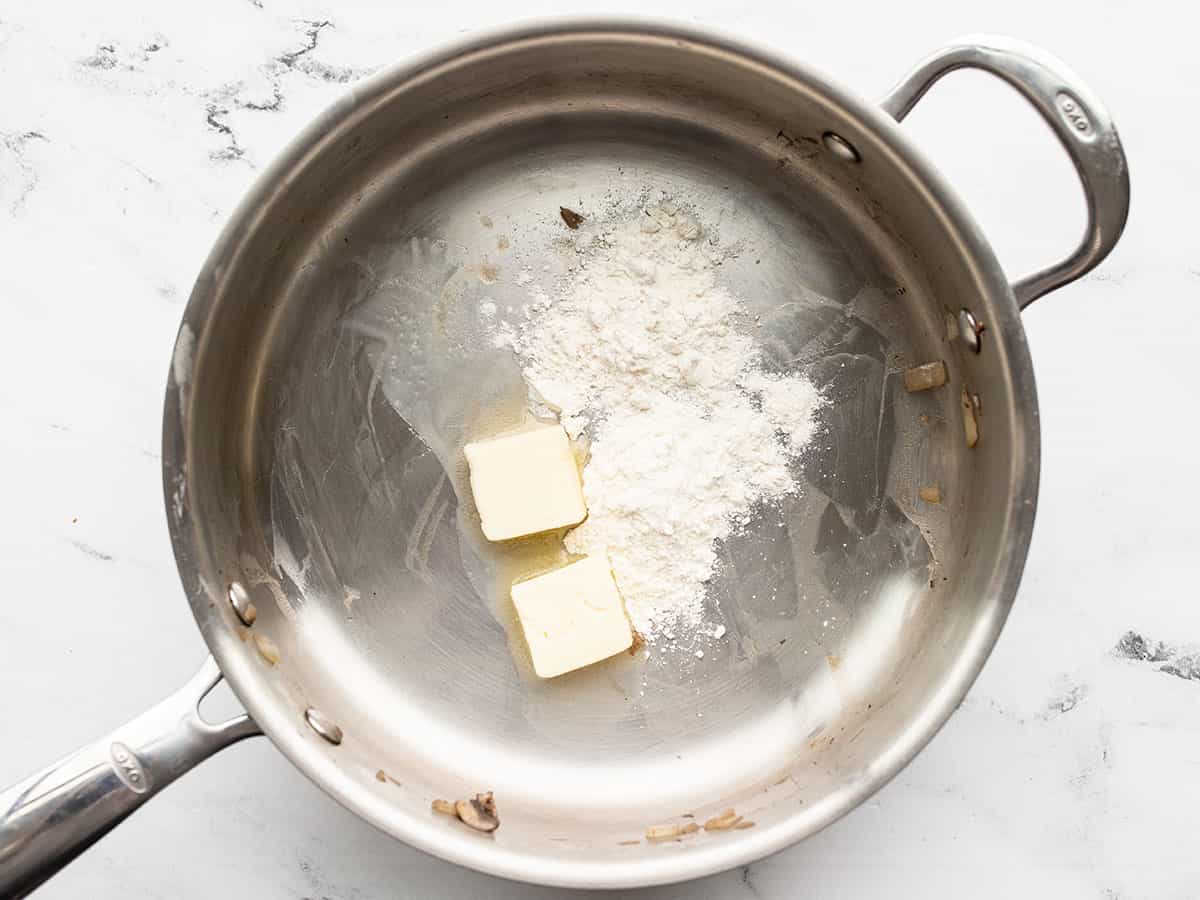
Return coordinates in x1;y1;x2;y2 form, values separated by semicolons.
1055;91;1093;137
109;742;151;794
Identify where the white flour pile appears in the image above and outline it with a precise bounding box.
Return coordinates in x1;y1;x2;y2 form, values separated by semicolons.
505;202;823;644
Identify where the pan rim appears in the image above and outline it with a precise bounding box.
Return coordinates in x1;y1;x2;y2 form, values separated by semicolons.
162;14;1040;889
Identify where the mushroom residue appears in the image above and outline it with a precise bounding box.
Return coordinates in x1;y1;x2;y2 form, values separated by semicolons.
703;808;744;831
456;792;500;832
918;484;942;504
252;633;280;666
903;360;948;393
432;792;500;832
645;823;682;841
961;387;979;448
641;808;754;843
645;821;699;841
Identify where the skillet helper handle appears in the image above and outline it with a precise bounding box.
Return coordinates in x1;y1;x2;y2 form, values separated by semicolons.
0;656;258;898
881;35;1130;309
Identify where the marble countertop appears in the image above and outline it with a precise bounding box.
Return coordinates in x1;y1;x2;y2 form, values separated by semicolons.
2;1;1196;897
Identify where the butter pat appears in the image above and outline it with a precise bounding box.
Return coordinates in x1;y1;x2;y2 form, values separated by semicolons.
511;555;633;678
464;424;587;541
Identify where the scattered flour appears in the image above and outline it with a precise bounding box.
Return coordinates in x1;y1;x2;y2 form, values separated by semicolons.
741;370;825;455
563;392;792;639
507;202;823;643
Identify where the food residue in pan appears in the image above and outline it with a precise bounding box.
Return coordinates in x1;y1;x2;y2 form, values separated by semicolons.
252;633;280;666
961;387;980;448
641;808;754;843
432;791;500;832
559;206;585;229
645;822;699;841
457;792;500;831
703;808;743;831
903;360;947;392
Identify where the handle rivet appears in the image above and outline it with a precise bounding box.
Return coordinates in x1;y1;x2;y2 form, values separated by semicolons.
822;131;860;163
305;707;343;745
227;581;257;626
958;309;984;353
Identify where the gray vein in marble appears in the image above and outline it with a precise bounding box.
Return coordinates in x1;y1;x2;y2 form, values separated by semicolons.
1043;682;1088;717
298;856;362;900
1159;657;1200;680
74;21;373;167
274;19;372;84
120;159;159;185
287;50;370;85
2;130;49;214
237;83;284;112
80;42;119;70
279;19;332;68
68;539;114;562
1114;630;1200;681
79;37;167;71
201;18;372;162
740;864;761;898
970;686;1094;725
204;103;244;161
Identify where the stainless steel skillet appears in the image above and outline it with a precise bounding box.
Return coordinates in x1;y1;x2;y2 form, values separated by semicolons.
0;20;1128;895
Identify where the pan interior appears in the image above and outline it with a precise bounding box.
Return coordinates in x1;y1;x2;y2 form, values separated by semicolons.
180;29;1022;874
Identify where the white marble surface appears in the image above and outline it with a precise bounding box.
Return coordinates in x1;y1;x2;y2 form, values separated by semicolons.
2;1;1197;897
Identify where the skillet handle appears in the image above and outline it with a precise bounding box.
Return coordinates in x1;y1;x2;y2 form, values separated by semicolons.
881;35;1130;309
0;656;259;898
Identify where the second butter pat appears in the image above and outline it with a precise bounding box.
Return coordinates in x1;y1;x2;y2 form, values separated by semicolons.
511;554;633;678
463;423;587;541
